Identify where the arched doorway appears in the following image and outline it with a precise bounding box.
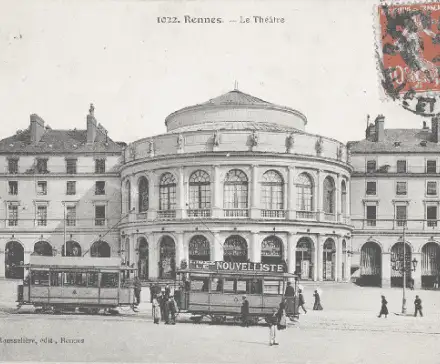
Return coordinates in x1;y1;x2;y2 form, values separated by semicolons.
391;242;412;288
189;235;210;261
90;240;111;257
223;235;247;263
360;241;382;287
421;242;440;288
295;238;314;279
323;238;336;281
5;241;24;279
61;241;82;257
159;236;176;279
137;237;149;280
33;241;53;256
261;236;283;265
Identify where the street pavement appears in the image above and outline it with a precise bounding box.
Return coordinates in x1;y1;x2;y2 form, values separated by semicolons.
0;280;439;363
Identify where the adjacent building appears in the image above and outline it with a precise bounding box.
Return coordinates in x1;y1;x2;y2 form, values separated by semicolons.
349;115;440;289
0;106;123;278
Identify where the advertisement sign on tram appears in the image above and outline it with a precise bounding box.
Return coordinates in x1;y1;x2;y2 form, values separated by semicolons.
188;260;287;273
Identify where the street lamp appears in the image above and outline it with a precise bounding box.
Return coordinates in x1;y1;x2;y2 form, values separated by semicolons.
391;225;418;314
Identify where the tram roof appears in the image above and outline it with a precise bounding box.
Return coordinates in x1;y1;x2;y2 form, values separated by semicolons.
27;256;131;269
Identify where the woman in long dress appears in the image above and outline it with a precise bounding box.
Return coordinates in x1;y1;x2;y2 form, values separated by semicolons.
152;295;161;324
378;295;388;318
312;290;323;310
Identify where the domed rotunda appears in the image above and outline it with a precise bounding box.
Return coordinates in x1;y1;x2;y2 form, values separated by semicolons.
119;90;353;282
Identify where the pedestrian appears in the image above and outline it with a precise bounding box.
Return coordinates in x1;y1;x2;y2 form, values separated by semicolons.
241;295;250;327
284;281;295;297
168;295;178;325
414;295;423;317
134;276;142;306
434;276;439;290
152;295;161;324
312;290;323;310
164;284;171;299
409;278;415;291
159;291;166;321
378;295;388;318
163;296;170;324
298;289;307;314
277;300;287;332
268;307;279;346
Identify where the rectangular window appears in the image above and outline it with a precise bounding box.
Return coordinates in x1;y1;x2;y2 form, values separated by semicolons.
66;206;76;226
95;181;105;195
31;271;49;286
8;204;18;226
8;181;18;195
66;181;76;195
396;205;407;226
427;206;438;227
95;205;106;226
36;159;48;174
8;159;18;174
37;206;47;226
426;160;437;174
101;273;118;288
397;160;407;173
396;182;407;195
37;181;47;195
366;160;376;173
366;205;377;226
427;181;437;196
66;159;77;174
366;181;376;195
95;159;106;174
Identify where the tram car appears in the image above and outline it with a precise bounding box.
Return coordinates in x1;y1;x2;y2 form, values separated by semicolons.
16;256;137;314
175;260;299;324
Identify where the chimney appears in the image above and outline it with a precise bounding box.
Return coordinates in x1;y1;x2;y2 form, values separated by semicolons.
375;114;385;142
87;103;97;143
432;116;440;143
30;114;45;143
365;123;375;140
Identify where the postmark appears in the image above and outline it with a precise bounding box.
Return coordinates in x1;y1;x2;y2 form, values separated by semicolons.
377;2;440;116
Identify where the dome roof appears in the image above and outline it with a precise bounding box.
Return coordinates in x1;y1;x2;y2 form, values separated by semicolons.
165;90;307;133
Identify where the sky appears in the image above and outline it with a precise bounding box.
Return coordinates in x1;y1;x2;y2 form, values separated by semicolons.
0;0;428;144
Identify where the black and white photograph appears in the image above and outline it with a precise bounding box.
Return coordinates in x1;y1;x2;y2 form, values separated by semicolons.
1;0;440;363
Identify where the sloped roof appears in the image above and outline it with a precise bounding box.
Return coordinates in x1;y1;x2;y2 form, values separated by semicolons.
347;128;440;153
0;128;122;154
168;121;302;133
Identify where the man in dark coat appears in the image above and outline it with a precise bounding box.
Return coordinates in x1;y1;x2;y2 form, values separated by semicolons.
298;289;307;314
241;295;250;327
134;276;142;305
414;295;423;317
168;295;178;325
284;282;295;297
378;295;388;318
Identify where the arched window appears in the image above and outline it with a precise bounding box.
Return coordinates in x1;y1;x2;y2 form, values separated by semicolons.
90;240;111;257
261;236;283;265
189;235;210;261
296;173;314;211
159;236;176;279
33;241;53;256
159;173;176;211
189;170;211;210
125;180;131;212
62;241;82;257
341;180;347;215
138;177;149;212
5;241;24;279
224;169;248;209
223;235;248;263
261;170;284;210
323;176;335;214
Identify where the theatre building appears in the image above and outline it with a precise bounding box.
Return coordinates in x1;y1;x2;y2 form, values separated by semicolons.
0;106;123;278
119;89;353;282
349;115;440;289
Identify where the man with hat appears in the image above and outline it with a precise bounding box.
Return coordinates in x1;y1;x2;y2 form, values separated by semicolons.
241;295;250;327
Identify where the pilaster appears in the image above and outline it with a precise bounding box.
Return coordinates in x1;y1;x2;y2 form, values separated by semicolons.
177;167;186;219
336;174;341;222
287;232;296;274
317;235;323;281
287;167;295;220
317;170;323;221
412;252;422;289
381;252;391;288
336;237;342;282
250;232;261;263
175;231;185;267
148;234;159;279
212;165;222;218
250;165;260;219
148;172;158;221
212;231;223;261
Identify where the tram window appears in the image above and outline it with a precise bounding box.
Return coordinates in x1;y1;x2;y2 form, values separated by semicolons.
190;278;209;292
212;278;223;292
101;273;118;288
31;271;49;286
50;272;62;286
223;279;235;293
223;279;247;294
87;272;99;287
64;273;87;287
250;279;262;294
236;280;247;294
263;280;282;295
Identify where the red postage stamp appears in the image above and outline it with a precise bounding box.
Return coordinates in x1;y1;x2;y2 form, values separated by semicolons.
378;2;440;115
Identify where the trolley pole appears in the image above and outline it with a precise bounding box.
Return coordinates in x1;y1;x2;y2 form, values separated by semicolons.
63;203;67;257
402;225;407;315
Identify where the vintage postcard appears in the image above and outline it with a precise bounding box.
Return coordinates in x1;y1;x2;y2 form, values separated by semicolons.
0;0;440;363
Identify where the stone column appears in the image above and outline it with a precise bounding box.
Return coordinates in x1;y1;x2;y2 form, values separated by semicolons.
148;234;159;279
148;172;158;221
287;167;295;220
336;237;342;282
177;167;186;219
335;174;341;223
316;170;323;221
212;165;222;218
287;232;296;274
412;252;422;289
346;239;352;281
381;252;391;288
175;231;185;268
250;232;261;263
212;231;223;261
317;235;323;281
250;165;260;219
130;175;138;216
0;250;5;278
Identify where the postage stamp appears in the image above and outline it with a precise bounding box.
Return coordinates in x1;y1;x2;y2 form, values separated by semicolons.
377;1;440;115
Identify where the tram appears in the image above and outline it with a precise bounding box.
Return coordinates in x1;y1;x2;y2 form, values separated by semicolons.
16;256;138;314
174;260;299;324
